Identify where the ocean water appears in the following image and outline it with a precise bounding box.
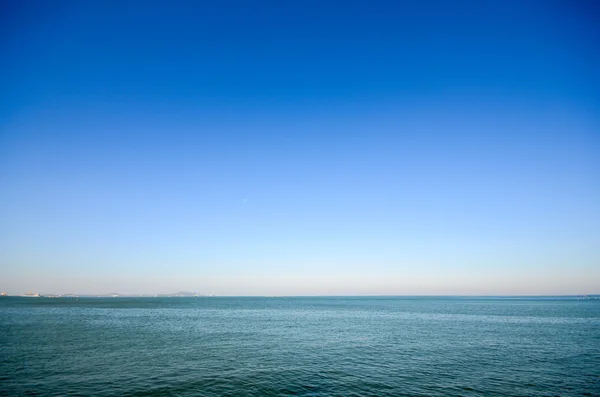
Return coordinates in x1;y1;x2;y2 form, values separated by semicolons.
0;296;598;396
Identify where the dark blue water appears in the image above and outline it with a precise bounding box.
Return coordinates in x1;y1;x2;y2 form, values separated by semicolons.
1;296;599;396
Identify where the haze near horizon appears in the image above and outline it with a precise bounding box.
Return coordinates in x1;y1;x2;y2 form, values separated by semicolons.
1;0;599;296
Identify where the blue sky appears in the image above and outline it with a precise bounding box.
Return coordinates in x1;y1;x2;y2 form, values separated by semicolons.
1;0;599;295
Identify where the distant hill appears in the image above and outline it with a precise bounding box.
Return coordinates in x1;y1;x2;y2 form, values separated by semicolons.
155;291;204;297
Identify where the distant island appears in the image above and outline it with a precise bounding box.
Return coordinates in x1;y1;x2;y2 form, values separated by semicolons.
0;291;216;298
1;293;598;299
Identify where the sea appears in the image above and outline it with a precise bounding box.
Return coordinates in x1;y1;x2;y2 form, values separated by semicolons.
1;296;598;396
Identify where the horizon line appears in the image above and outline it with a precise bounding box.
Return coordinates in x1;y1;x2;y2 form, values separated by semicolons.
4;293;598;298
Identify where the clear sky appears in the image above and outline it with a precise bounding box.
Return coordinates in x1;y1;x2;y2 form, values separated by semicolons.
1;0;599;295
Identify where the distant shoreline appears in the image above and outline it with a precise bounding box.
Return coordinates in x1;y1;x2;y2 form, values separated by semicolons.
2;294;599;299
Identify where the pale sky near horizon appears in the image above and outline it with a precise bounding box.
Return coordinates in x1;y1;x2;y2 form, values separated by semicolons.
1;0;599;295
